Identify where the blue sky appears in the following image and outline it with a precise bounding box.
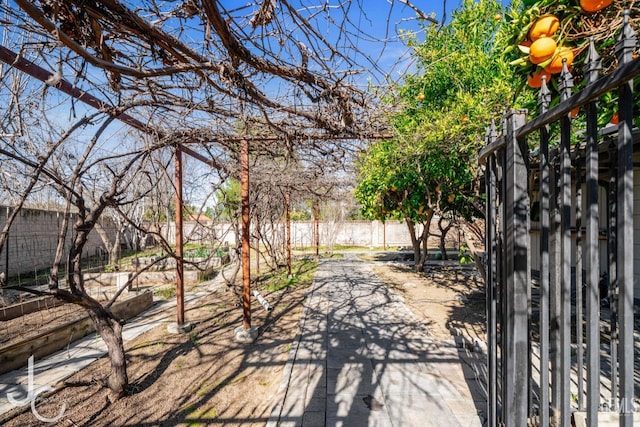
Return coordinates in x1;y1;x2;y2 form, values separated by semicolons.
346;0;511;84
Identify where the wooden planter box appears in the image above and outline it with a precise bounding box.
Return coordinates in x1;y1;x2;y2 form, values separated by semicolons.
0;291;153;375
1;297;65;321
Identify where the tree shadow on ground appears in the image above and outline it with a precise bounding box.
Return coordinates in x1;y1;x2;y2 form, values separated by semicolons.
275;256;488;426
367;253;489;424
1;265;314;427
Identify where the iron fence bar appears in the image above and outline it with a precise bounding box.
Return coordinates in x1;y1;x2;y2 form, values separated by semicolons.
550;157;562;425
615;12;636;426
559;63;574;427
527;168;534;420
478;134;506;165
497;148;506;426
499;145;507;425
574;149;584;413
516;56;640;138
584;38;601;425
480;15;640;427
502;110;529;426
607;140;618;412
585;98;601;426
485;124;498;427
538;79;551;427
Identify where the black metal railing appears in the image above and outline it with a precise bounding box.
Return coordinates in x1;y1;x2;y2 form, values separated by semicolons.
479;11;638;427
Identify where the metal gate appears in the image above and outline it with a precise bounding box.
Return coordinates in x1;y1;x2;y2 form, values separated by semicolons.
479;13;638;427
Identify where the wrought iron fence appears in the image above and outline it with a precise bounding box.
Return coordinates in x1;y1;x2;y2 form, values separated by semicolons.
478;12;639;427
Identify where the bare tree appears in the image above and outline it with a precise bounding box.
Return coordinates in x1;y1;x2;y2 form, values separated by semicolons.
0;0;438;398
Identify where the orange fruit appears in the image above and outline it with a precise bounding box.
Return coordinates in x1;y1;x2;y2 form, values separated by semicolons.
527;70;552;88
529;15;560;41
544;46;575;74
580;0;614;13
529;37;557;64
610;113;619;124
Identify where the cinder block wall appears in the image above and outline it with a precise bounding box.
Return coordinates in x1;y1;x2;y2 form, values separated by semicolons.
0;206;115;278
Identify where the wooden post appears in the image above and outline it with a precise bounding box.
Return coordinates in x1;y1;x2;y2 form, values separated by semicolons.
241;139;251;330
174;146;185;326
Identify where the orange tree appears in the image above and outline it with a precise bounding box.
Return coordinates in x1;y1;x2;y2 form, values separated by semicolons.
355;139;477;269
502;0;638;124
355;0;517;271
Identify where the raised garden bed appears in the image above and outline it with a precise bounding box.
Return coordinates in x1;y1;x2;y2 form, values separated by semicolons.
0;291;153;375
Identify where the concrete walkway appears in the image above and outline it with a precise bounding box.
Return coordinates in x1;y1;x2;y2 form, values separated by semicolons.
0;257;486;426
268;255;485;427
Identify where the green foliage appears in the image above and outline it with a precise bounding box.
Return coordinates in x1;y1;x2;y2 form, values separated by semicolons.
213;178;241;220
185;245;210;258
355;140;478;223
458;244;474;264
215;247;228;257
290;209;311;221
356;0;509;225
153;286;176;299
402;0;517;148
260;258;317;292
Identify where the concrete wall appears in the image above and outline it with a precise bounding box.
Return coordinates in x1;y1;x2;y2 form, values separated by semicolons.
0;206;116;278
163;219;462;251
163;220;423;248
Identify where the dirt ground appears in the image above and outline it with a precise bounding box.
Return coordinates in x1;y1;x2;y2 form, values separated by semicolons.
365;253;486;345
1;252;486;426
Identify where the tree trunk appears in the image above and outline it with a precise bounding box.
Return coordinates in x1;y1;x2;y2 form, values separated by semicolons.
404;217;420;271
417;227;429;270
438;216;453;260
404;215;434;273
87;307;128;398
110;231;122;266
404;218;423;272
95;221;122;266
69;210;129;399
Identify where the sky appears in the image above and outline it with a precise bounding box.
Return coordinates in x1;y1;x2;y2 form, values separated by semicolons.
2;0;515;208
343;0;512;85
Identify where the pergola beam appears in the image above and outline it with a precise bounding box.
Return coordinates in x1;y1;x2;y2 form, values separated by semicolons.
0;43;392;337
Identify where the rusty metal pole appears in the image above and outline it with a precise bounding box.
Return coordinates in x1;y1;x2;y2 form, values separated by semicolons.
174;146;185;327
285;190;291;276
313;201;319;255
241;138;251;330
255;218;260;276
383;221;387;250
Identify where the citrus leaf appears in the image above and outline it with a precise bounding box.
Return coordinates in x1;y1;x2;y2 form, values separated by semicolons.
518;44;531;54
510;56;529;66
538;55;554;68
